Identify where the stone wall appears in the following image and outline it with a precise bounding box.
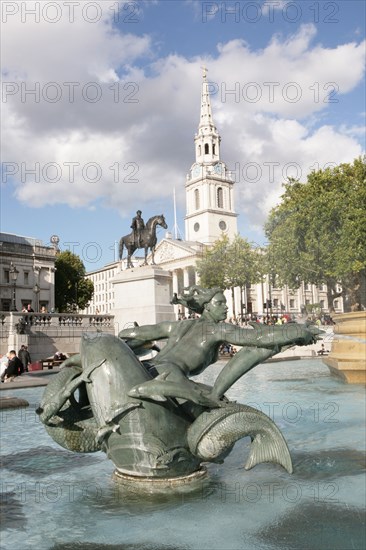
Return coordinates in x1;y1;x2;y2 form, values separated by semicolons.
0;312;115;360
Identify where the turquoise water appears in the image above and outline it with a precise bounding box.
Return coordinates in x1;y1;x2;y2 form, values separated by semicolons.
1;359;365;550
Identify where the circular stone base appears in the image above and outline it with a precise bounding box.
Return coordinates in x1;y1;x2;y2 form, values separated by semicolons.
112;467;207;495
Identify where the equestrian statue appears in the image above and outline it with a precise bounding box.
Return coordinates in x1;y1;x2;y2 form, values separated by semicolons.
119;212;167;268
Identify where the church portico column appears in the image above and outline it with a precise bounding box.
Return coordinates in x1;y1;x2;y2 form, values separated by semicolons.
172;270;180;319
258;280;265;316
183;267;190;288
172;270;179;296
174;269;184;296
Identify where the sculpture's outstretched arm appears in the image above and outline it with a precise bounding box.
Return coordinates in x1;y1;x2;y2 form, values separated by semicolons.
119;320;174;343
222;322;322;349
210;346;277;399
210;324;323;399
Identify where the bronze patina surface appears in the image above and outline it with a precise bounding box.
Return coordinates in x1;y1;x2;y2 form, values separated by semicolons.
37;286;321;486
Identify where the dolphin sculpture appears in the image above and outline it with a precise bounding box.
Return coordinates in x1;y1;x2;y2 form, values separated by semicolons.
128;371;223;408
38;332;295;480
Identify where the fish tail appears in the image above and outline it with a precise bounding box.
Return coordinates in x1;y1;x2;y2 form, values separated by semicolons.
188;404;293;474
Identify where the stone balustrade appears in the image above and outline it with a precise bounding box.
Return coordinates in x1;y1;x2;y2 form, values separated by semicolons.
0;311;114;334
0;312;116;359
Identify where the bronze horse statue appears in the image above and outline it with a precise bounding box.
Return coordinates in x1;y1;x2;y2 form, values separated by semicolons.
119;214;167;268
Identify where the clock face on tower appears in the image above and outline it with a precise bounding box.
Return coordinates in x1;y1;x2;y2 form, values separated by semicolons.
214;163;222;175
193;165;201;177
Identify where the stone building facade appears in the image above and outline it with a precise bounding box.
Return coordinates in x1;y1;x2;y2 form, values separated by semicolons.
0;233;56;312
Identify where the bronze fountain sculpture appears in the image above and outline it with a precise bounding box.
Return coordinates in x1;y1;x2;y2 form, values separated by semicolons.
38;285;321;488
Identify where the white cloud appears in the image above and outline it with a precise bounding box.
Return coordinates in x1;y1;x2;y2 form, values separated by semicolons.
2;12;365;234
2;3;151;82
231;119;363;224
211;26;365;118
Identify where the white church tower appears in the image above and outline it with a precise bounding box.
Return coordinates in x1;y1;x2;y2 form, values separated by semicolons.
185;68;238;244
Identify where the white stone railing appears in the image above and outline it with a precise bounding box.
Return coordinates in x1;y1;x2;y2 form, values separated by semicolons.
0;311;114;335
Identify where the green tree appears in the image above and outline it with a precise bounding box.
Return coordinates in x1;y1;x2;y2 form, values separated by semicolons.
196;235;230;290
55;250;94;312
196;235;263;317
228;235;263;316
265;157;366;312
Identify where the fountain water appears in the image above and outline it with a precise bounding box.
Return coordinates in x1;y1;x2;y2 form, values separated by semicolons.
1;358;365;550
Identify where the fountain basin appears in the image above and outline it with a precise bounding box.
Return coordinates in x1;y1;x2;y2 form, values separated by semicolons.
1;358;365;550
323;311;366;383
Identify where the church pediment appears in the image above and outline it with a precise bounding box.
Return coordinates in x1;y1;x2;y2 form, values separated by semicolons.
153;239;199;264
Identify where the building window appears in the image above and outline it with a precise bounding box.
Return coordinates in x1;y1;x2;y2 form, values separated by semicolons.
334;300;339;309
204;143;209;155
290;299;295;308
271;275;279;289
24;272;29;285
194;189;200;210
213;143;216;155
217;187;223;208
273;298;279;308
4;270;9;284
1;299;11;311
320;300;325;308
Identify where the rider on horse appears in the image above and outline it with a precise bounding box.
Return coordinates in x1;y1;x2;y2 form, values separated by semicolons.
131;210;145;247
119;213;167;267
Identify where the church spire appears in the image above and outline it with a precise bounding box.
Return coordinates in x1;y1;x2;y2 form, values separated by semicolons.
195;67;221;163
185;67;237;244
199;66;216;132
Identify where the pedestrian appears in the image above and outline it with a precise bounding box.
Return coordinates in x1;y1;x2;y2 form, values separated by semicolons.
1;350;23;382
27;304;34;325
18;344;32;373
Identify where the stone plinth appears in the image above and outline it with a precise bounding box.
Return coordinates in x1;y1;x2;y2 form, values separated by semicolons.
112;265;175;333
323;311;366;384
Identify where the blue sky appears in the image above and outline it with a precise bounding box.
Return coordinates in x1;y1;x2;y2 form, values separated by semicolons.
1;0;365;270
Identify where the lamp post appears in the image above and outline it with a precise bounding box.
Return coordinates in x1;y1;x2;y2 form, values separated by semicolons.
9;262;19;311
33;283;40;312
